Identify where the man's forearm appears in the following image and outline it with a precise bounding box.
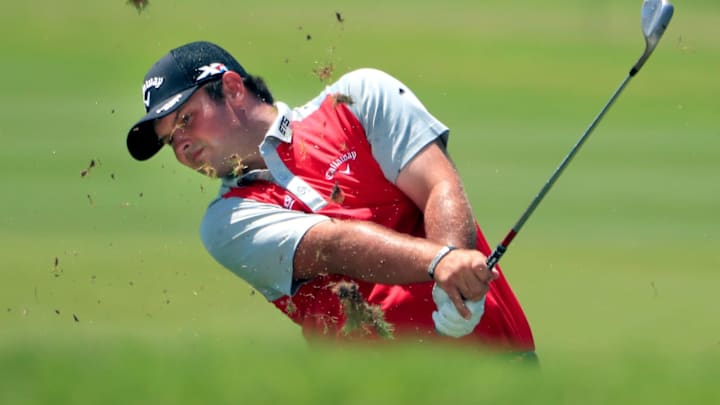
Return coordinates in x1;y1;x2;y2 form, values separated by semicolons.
295;216;496;311
422;178;477;249
294;219;441;284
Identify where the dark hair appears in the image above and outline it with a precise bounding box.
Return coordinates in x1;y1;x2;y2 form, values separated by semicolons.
204;73;274;105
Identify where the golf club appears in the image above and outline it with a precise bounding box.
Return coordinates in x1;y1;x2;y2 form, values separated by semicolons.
484;0;674;271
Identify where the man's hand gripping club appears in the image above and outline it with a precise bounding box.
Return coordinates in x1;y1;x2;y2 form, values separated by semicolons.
429;246;498;338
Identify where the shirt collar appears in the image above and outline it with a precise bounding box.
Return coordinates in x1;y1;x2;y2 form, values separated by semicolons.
264;101;293;143
218;102;292;191
220;168;273;190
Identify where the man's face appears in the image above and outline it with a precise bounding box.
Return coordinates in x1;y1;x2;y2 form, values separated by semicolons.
153;85;249;178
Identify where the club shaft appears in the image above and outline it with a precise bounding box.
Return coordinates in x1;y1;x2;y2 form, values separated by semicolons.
486;74;633;270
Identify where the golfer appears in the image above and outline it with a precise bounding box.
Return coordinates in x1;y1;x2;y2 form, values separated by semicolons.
126;41;535;355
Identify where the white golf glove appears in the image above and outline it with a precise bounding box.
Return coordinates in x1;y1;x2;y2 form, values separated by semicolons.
431;283;486;338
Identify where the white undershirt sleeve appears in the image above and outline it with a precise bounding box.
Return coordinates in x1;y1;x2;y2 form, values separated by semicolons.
200;196;329;301
324;68;450;183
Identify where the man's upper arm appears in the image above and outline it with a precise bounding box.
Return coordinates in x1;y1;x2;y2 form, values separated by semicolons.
330;68;450;183
395;140;462;212
200;197;329;301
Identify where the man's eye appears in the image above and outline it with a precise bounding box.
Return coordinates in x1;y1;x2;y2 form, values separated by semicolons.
180;113;191;127
164;113;191;145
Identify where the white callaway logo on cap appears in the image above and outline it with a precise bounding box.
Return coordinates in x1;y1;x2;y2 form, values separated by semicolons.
142;77;165;108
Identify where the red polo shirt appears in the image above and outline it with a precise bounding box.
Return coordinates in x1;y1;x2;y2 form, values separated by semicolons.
202;69;534;351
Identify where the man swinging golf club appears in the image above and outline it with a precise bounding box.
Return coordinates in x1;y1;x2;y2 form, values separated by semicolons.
125;0;672;359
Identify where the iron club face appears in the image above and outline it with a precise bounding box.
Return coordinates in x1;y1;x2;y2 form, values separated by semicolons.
633;0;674;75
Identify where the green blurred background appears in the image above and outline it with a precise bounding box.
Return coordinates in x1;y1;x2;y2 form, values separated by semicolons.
1;0;718;403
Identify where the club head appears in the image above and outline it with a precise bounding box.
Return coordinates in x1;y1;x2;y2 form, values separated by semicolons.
642;0;674;51
632;0;674;75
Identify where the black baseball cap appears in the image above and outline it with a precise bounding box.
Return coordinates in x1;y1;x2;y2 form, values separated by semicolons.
126;41;247;161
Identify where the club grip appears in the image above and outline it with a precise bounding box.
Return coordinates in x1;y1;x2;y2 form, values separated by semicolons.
486;244;507;270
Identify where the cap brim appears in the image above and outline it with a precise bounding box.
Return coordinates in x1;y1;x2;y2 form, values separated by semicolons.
126;87;198;161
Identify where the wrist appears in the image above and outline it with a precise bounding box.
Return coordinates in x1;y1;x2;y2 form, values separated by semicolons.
427;245;456;280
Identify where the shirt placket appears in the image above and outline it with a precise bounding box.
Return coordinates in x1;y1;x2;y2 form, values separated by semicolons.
259;138;328;212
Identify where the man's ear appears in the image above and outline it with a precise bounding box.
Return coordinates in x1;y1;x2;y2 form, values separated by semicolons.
221;71;246;105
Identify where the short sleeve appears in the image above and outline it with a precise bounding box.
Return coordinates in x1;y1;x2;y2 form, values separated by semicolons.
200;196;330;301
322;68;450;183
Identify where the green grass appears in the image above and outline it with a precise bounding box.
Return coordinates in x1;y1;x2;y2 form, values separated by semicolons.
1;0;719;403
1;337;719;404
